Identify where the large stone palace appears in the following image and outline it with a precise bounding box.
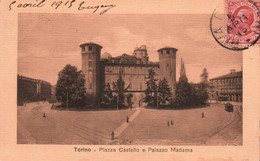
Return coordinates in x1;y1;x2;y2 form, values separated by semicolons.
209;70;242;102
80;42;177;107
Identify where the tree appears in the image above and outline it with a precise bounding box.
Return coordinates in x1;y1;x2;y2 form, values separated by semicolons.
189;83;202;105
200;68;209;83
144;69;158;106
100;83;116;107
158;78;172;106
55;64;86;108
174;59;192;107
197;68;209;104
112;70;130;109
179;58;188;83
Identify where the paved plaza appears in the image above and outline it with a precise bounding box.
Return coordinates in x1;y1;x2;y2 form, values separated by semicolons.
17;102;242;145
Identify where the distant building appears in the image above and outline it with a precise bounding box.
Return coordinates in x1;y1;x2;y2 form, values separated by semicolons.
80;42;177;107
17;75;52;104
209;70;242;102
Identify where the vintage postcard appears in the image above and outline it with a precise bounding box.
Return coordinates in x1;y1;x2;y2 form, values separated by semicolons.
0;0;259;160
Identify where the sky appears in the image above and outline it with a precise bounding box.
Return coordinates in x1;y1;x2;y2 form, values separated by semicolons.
18;13;242;85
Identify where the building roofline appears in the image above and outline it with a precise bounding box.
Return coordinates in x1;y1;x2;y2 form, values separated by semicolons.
102;62;159;67
134;48;147;51
17;74;52;85
209;71;242;80
157;47;178;52
79;42;103;48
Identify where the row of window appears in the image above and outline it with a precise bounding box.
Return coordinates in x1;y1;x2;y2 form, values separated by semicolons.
106;75;149;81
82;46;93;51
213;77;242;84
128;82;143;90
160;50;171;55
218;86;242;90
123;82;143;90
216;85;242;89
86;82;144;90
105;68;159;74
219;89;242;93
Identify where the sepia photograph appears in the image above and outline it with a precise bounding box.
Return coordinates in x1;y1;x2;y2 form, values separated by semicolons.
17;13;243;145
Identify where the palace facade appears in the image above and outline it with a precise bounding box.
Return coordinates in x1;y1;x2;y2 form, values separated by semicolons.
80;42;177;107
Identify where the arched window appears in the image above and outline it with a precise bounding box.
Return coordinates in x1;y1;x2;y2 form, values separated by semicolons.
89;69;92;75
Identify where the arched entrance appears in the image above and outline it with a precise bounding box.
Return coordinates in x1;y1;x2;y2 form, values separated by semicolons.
139;99;143;107
125;93;133;107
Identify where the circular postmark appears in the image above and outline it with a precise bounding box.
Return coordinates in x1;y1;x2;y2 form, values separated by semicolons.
210;0;260;50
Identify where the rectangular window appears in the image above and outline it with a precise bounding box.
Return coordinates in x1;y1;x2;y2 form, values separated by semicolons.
88;54;92;60
140;83;142;90
89;46;92;51
166;50;170;54
89;83;92;89
89;61;92;67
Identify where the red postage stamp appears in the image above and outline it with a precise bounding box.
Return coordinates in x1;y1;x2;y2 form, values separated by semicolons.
226;0;260;45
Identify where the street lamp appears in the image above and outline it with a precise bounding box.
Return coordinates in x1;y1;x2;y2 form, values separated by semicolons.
117;90;119;110
157;91;159;109
66;87;69;110
157;88;159;109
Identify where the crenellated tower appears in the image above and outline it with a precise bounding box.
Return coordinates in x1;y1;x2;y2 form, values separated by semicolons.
157;47;177;98
80;42;102;100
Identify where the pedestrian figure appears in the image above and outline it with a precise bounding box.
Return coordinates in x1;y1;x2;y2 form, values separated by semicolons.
51;103;54;109
171;120;173;125
167;121;170;126
111;131;115;140
126;116;129;123
43;113;46;117
202;112;204;118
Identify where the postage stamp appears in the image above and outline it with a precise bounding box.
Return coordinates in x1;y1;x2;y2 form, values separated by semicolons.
226;0;260;45
210;0;260;50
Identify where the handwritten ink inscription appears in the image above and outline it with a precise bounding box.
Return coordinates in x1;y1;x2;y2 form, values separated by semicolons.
8;0;116;15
